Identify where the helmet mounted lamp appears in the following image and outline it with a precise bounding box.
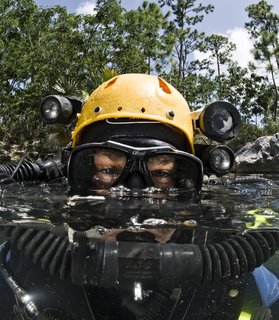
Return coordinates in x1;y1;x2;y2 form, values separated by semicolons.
197;145;235;177
196;101;241;142
40;95;82;125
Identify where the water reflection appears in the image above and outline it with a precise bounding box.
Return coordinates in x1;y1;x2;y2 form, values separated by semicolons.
0;174;278;232
0;175;279;319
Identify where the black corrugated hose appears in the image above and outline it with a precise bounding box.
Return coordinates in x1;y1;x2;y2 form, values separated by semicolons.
0;157;64;184
2;224;279;320
3;225;279;285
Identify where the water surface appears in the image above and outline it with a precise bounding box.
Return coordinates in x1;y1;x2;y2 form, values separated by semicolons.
1;174;279;319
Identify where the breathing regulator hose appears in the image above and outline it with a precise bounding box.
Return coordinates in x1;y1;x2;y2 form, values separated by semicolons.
0;157;64;183
71;230;279;288
3;224;279;290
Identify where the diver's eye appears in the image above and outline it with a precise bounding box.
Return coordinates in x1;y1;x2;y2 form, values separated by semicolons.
99;168;122;175
149;170;175;189
92;167;124;188
151;170;172;178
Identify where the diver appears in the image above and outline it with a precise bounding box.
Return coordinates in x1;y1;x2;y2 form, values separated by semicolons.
0;74;278;320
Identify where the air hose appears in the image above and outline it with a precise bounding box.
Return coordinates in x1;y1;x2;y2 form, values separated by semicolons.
0;158;64;183
0;159;43;182
4;224;279;289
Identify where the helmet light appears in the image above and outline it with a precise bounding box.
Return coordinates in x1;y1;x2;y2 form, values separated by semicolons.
40;95;73;124
40;95;83;125
197;145;235;177
198;101;241;142
42;100;60;120
210;148;232;172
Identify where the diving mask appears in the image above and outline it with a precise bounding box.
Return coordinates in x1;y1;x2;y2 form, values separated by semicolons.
67;141;203;192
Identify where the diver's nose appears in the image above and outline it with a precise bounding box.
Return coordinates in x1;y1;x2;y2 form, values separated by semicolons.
124;171;147;189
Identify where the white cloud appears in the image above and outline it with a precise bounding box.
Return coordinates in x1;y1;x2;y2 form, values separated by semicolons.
193;27;254;71
227;27;254;68
76;1;96;15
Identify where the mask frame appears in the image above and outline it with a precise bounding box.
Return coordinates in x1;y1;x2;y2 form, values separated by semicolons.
67;140;203;193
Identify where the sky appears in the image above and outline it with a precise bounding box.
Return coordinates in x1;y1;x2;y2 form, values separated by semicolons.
34;0;279;68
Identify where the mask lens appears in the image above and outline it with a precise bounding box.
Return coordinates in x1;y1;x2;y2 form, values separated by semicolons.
69;145;203;193
147;153;202;190
69;147;127;190
147;154;176;189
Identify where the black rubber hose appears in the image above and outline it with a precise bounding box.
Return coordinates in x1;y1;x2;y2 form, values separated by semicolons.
4;226;279;285
201;231;279;282
4;225;72;280
0;160;42;182
0;158;64;183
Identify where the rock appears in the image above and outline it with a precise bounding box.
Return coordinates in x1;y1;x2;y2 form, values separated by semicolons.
234;133;279;173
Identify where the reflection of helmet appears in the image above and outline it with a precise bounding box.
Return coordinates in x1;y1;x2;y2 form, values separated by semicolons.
71;74;194;152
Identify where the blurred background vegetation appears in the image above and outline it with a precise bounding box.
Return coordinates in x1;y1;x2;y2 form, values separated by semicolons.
0;0;279;159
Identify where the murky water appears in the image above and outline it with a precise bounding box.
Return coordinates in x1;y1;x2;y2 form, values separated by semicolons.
1;174;278;231
0;174;279;319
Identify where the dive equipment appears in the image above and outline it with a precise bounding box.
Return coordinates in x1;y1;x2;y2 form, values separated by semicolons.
37;74;242;185
195;100;241;142
39;76;241;151
40;95;83;125
77;119;190;152
71;74;196;151
67;140;204;192
3;223;279;298
196;144;235;177
0;158;65;183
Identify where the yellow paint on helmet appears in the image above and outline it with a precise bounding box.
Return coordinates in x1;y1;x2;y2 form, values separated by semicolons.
71;74;195;152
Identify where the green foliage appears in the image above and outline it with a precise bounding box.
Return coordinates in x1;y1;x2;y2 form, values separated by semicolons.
245;0;279;120
0;0;278;158
200;35;236;74
262;118;279;135
158;0;214;78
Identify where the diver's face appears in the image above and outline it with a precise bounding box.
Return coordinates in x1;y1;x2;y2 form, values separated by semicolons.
92;150;177;189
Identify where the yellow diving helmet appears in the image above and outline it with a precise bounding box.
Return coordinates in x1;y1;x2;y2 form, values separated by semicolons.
71;73;195;152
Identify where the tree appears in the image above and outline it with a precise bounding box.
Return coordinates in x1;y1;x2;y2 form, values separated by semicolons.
245;0;279;120
79;0;124;89
199;34;236;98
158;0;214;79
113;1;173;74
200;35;236;78
0;1;89;148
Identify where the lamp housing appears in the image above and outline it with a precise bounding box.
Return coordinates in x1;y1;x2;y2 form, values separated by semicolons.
195;144;235;177
196;101;241;142
40;95;82;125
